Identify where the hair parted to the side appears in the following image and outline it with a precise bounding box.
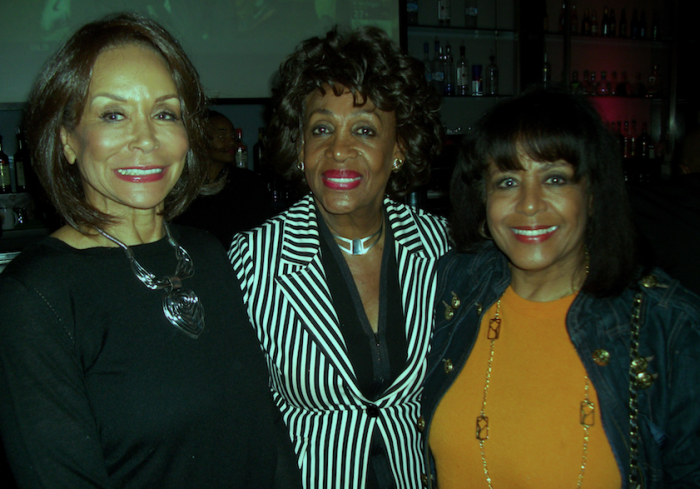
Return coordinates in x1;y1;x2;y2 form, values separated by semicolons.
266;25;443;198
25;12;210;231
450;87;638;297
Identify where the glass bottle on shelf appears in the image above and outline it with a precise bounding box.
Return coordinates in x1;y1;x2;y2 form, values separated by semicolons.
589;71;598;95
558;2;566;33
652;12;660;41
0;138;10;194
443;44;455;97
253;127;265;176
590;9;598;36
407;0;418;26
471;64;483;96
456;45;469;96
629;120;637;159
542;52;552;87
465;0;478;28
639;11;647;39
234;128;248;169
431;39;444;95
597;71;609;95
438;0;451;26
570;2;578;35
570;70;581;94
14;129;28;192
610;9;616;37
485;55;499;95
601;7;610;37
647;65;660;97
623;121;631;159
581;9;590;35
423;42;432;84
638;122;651;159
631;9;639;39
619;9;627;38
610;71;618;96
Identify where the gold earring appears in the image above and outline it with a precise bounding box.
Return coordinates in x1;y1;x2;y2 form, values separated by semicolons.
392;158;404;173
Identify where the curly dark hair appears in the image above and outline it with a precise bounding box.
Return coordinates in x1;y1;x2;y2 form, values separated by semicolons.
25;12;210;231
266;25;443;198
450;87;638;297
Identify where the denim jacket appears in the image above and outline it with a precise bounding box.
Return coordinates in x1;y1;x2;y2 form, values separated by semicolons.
421;244;700;488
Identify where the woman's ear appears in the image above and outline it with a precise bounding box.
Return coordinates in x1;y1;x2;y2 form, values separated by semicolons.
59;127;77;165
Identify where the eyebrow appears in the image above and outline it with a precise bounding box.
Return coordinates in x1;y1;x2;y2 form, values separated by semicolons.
309;107;378;118
90;93;180;103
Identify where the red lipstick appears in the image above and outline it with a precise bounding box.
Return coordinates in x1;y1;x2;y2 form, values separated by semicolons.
114;167;166;183
510;225;558;243
322;169;362;190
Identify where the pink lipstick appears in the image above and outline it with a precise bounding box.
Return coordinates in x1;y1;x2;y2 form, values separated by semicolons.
322;169;362;190
114;167;166;183
511;225;558;243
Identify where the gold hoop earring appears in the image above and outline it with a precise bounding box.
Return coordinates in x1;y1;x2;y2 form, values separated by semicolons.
479;220;493;240
392;158;404;173
297;161;305;172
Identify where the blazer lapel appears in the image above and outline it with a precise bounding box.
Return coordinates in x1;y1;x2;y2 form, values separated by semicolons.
275;198;362;394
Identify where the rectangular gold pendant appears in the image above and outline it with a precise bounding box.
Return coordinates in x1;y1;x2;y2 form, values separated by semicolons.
476;415;489;440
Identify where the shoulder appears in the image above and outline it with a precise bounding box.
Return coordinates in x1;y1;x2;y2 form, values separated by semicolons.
1;237;75;288
385;199;450;255
438;243;506;282
636;270;700;325
229;196;316;263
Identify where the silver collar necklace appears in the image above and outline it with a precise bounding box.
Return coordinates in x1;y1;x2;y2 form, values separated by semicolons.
330;218;384;256
96;223;205;339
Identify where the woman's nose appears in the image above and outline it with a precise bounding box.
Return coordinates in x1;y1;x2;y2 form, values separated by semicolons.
516;183;547;216
326;132;357;161
129;117;159;152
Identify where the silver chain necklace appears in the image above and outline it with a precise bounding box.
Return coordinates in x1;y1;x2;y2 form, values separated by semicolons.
96;223;205;338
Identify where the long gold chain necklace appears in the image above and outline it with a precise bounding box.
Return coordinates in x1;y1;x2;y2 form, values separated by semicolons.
475;297;595;489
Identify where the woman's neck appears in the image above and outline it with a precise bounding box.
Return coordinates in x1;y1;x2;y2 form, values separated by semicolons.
509;255;588;302
52;212;166;249
316;202;384;240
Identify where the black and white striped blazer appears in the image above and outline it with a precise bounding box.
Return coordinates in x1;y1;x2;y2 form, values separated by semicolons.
229;195;450;489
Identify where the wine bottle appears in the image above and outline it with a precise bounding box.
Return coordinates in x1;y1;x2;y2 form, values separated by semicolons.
443;44;455;96
485;55;499;96
456;45;469;96
431;39;445;95
0;138;10;194
234;128;248;169
253;127;265;176
14;129;28;192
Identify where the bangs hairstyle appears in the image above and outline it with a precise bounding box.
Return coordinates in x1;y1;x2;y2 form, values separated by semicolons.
450;88;638;297
25;12;210;230
266;25;443;198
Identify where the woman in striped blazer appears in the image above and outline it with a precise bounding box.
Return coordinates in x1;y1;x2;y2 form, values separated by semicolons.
229;27;449;489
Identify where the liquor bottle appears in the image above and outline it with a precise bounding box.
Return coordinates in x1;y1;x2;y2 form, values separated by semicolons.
423;42;432;83
629;120;637;159
485;55;499;95
542;52;551;87
0;138;10;194
590;9;598;36
619;9;627;38
431;39;445;95
407;0;418;26
610;9;616;37
631;9;639;39
558;2;566;33
639;11;647;39
651;12;660;41
582;9;590;35
597;71;609;95
14;129;28;192
582;69;591;94
234;128;248;169
570;70;581;94
443;44;455;96
570;2;578;34
622;71;635;96
623;120;631;159
637;122;651;159
253;127;265;176
610;71;618;96
601;7;610;37
438;0;451;26
647;65;660;97
456;45;469;96
465;0;478;28
589;71;598;95
471;64;483;96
